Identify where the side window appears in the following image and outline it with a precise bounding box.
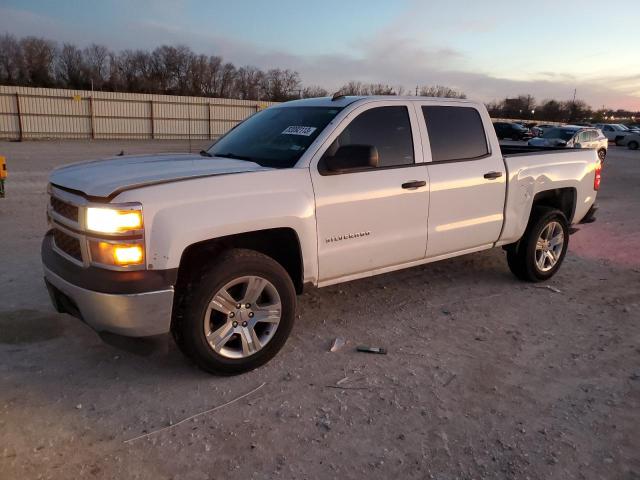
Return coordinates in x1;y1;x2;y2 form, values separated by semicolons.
327;106;414;168
422;106;489;162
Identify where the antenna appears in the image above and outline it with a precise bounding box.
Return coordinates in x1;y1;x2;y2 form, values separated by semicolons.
331;91;346;101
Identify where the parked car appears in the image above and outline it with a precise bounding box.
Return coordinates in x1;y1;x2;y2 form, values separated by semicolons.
528;126;608;161
43;96;601;375
531;123;557;137
493;122;532;140
594;123;635;144
617;132;640;150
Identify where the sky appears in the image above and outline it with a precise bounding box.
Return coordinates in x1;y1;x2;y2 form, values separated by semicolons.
1;0;638;110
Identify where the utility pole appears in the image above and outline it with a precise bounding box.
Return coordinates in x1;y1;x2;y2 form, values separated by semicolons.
415;85;418;96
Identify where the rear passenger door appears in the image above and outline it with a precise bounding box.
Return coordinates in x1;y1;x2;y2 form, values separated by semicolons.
416;104;507;257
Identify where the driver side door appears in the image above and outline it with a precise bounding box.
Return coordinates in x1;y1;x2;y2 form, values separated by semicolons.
309;102;429;284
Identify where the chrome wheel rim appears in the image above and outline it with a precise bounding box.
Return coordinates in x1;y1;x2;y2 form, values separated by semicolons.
598;149;606;160
203;276;281;359
535;221;564;272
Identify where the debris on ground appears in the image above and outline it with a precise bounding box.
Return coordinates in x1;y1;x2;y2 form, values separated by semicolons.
356;345;387;355
534;285;562;293
329;337;346;352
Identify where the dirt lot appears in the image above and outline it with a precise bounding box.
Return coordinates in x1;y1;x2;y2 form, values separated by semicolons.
0;140;639;480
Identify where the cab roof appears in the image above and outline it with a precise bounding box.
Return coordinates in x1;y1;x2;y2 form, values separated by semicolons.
277;95;476;108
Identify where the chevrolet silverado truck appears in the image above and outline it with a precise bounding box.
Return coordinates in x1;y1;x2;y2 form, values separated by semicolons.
42;96;601;375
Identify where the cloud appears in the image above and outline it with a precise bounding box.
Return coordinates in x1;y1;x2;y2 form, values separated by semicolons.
1;5;638;110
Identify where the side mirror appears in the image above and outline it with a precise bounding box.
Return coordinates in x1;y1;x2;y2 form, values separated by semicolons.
323;145;379;173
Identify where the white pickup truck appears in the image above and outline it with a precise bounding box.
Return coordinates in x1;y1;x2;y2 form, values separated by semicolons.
43;96;601;375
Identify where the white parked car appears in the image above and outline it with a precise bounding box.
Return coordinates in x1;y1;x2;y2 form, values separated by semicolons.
43;96;601;375
617;132;640;150
528;126;608;161
594;123;635;144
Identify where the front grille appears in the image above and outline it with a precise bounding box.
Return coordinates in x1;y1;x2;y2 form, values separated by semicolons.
50;196;79;222
53;229;82;261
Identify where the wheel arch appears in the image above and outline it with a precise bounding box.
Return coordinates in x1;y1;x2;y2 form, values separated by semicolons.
175;227;304;295
530;187;576;223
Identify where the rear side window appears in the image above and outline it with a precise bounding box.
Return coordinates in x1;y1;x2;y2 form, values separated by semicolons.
422;106;489;162
331;106;414;167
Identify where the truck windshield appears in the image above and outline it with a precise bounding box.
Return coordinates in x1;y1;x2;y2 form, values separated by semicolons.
543;128;578;141
207;106;343;168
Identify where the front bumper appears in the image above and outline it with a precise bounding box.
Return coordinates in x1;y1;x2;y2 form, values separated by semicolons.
42;233;175;337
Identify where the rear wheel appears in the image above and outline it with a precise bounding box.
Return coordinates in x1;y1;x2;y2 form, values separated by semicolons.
628;141;639;150
173;249;296;375
506;207;569;282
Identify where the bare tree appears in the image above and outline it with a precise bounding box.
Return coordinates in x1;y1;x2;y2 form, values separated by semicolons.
82;44;110;90
20;36;56;87
261;69;300;101
0;34;24;85
56;43;87;89
235;66;264;100
419;85;466;98
301;85;328;98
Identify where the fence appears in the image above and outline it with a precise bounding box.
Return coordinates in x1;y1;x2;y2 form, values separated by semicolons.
0;86;277;141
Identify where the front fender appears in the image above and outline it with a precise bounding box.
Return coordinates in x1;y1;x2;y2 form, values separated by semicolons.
113;168;319;284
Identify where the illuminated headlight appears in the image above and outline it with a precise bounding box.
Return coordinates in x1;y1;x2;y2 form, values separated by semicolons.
89;240;144;267
86;206;143;234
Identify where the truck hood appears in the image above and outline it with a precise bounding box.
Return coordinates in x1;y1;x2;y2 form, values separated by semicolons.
50;153;269;198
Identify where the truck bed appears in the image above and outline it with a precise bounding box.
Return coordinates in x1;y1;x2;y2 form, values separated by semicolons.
500;144;572;156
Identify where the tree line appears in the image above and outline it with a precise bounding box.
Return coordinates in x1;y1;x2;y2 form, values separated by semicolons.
0;34;467;102
1;34;637;120
486;95;637;123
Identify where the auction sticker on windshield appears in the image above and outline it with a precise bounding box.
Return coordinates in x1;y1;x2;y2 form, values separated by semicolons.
282;126;317;136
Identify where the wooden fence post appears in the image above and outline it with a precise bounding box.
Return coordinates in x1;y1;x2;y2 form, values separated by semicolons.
208;103;212;140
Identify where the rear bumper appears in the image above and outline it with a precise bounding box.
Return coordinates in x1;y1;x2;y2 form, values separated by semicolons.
42;232;175;337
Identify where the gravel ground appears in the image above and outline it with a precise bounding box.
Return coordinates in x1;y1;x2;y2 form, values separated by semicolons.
0;140;639;480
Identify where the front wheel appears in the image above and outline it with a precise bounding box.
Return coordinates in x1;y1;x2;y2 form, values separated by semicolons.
628;141;639;150
173;249;296;375
506;207;569;282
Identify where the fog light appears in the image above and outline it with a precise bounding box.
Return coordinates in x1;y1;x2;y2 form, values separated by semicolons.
90;241;144;267
114;245;144;265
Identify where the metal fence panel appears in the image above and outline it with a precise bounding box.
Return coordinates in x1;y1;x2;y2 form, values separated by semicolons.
0;86;274;140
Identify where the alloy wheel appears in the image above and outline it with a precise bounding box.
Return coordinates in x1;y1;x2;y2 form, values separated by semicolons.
535;221;564;272
203;276;281;359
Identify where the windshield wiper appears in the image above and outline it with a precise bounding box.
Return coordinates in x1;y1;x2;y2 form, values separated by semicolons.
199;150;213;157
214;152;254;161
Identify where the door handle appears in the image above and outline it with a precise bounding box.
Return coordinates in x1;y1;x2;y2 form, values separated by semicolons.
483;171;503;180
402;180;427;189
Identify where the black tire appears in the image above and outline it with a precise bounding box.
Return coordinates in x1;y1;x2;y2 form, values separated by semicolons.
628;141;639;150
172;248;296;375
506;207;569;282
614;136;624;146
